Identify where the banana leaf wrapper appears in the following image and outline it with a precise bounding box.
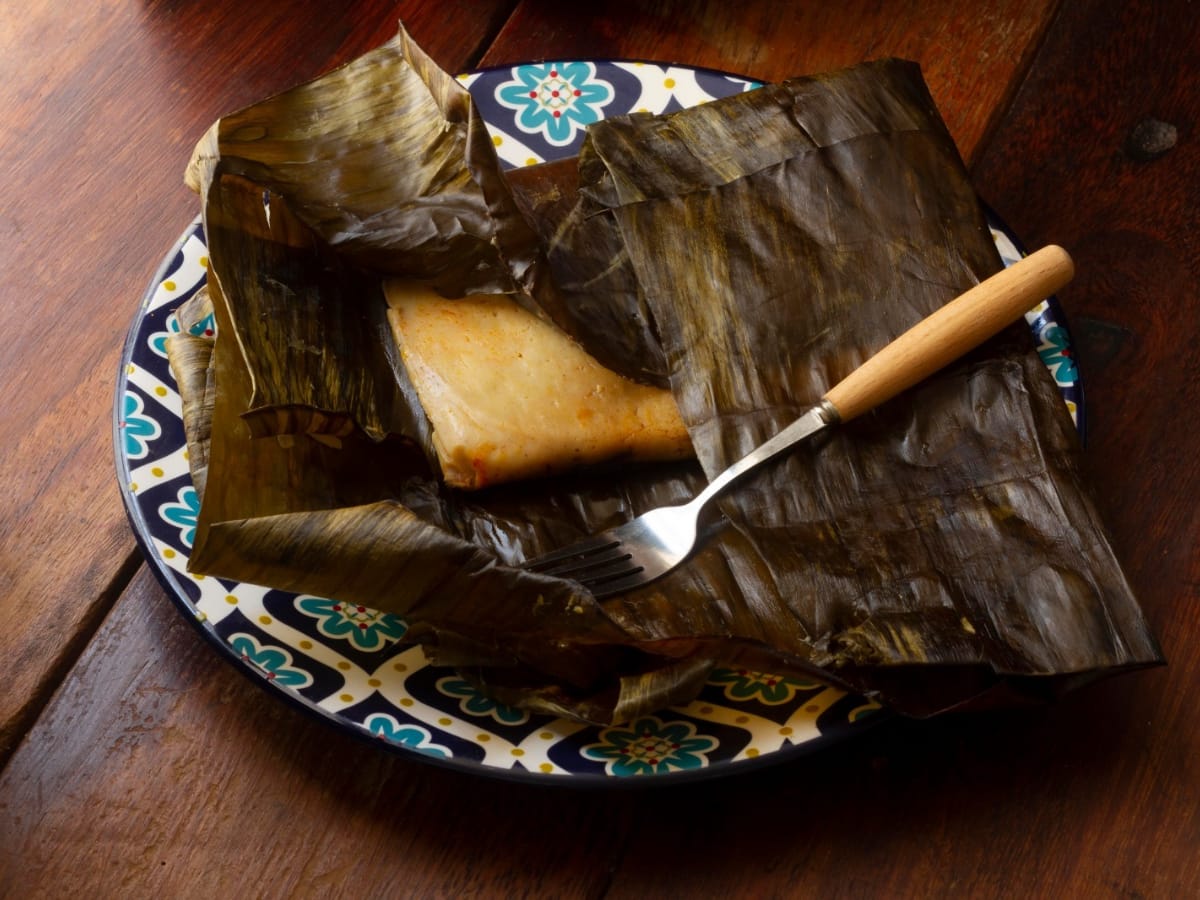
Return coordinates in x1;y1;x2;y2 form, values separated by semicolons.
177;36;1162;724
186;28;554;444
535;60;954;387
564;58;1162;708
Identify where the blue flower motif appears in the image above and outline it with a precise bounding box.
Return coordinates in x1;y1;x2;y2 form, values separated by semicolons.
582;716;718;776
229;633;313;688
158;485;200;548
364;713;451;758
436;676;529;725
294;595;407;652
496;62;614;146
1036;323;1078;384
149;310;216;359
708;667;819;705
121;391;161;460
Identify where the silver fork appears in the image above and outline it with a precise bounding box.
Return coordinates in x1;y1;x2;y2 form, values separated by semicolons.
522;246;1075;597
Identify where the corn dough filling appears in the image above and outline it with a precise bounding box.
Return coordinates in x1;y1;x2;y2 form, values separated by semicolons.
384;280;692;489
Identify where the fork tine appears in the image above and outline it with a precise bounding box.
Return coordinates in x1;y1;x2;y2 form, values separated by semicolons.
580;567;657;599
527;543;629;579
521;534;621;573
558;553;641;585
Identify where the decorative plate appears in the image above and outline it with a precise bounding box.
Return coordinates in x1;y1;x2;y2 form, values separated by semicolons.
114;61;1082;785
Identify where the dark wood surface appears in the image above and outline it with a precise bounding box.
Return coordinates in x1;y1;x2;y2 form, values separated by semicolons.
2;1;1196;896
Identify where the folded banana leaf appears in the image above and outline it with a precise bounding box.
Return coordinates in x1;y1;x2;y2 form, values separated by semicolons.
176;29;1162;724
558;58;1162;710
186;28;553;442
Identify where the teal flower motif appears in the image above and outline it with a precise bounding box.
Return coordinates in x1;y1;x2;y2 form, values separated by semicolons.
582;716;718;776
294;595;407;652
158;485;200;548
364;713;451;758
149;309;216;359
708;667;819;705
121;391;161;460
229;633;313;688
496;62;614;146
436;676;529;725
1036;323;1078;384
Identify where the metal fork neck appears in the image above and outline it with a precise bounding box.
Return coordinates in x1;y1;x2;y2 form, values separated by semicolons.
690;400;838;511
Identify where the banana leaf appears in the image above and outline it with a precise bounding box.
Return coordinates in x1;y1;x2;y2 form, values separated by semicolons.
175;30;1162;724
186;28;554;442
562;58;1162;709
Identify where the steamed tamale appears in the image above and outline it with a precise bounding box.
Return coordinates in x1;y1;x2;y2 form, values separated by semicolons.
173;28;1162;725
383;280;691;489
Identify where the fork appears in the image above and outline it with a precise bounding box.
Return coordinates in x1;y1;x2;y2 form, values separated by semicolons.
522;245;1075;597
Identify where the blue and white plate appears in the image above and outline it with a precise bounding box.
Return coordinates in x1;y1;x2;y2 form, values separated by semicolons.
114;61;1080;785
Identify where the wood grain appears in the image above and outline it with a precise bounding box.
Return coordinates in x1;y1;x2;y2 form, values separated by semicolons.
3;0;1198;897
0;0;515;761
481;0;1061;162
0;567;632;898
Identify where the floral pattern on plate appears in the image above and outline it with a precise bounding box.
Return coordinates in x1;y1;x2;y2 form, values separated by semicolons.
582;716;721;776
114;62;1082;784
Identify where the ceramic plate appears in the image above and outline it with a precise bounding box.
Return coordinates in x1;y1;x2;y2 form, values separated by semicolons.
114;61;1082;785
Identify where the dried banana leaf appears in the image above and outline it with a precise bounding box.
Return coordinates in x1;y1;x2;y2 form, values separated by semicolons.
568;58;1162;709
535;61;949;387
188;28;542;297
187;28;553;441
178;32;1161;724
164;288;217;498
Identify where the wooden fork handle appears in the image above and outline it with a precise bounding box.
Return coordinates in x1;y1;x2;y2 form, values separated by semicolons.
822;245;1075;423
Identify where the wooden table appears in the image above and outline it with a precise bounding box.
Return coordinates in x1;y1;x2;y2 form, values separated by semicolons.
2;1;1196;895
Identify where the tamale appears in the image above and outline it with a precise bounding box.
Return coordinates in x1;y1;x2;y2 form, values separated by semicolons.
383;280;691;489
176;28;1161;725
